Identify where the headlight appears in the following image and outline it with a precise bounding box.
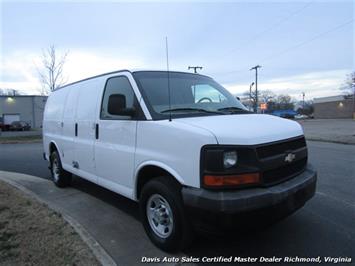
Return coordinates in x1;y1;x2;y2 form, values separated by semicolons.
202;146;260;189
223;151;237;168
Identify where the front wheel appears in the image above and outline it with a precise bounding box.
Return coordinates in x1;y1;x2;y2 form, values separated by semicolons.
50;150;72;188
139;177;193;252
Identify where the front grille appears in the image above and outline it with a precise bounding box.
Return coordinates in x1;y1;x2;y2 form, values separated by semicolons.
263;158;307;185
256;136;306;159
256;137;308;186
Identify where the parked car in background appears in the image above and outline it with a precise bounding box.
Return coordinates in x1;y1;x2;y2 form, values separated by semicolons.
271;109;297;119
10;121;31;131
0;117;10;131
295;114;309;120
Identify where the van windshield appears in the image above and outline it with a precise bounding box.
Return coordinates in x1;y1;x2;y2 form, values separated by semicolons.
133;71;249;119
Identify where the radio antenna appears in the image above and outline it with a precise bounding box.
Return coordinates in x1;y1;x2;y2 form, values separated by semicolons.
165;36;172;122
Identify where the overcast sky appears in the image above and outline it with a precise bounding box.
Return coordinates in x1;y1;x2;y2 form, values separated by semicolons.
0;0;353;100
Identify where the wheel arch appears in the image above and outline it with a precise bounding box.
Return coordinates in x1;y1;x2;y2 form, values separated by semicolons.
134;161;185;200
48;141;61;161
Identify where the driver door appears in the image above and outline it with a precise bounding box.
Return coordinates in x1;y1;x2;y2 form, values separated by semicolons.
94;75;138;198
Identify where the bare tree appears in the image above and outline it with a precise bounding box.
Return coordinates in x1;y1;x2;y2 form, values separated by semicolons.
340;71;355;95
37;45;68;95
275;94;295;110
260;90;276;103
243;89;258;108
243;89;275;109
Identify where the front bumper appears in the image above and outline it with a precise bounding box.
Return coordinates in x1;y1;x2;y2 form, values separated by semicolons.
182;164;317;233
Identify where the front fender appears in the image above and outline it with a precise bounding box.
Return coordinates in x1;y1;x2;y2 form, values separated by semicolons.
133;160;185;200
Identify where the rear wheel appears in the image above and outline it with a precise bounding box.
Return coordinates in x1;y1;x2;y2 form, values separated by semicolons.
139;177;193;251
50;150;72;187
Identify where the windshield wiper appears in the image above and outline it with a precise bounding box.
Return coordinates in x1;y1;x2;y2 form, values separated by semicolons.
161;107;224;114
218;107;250;113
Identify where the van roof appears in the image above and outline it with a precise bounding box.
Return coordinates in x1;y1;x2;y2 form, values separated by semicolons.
56;69;131;90
55;69;211;91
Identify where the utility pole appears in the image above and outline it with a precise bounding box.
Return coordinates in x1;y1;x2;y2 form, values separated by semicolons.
249;82;255;111
188;66;203;73
250;65;261;113
302;92;305;110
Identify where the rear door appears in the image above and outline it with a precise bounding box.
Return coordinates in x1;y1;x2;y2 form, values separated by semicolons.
74;79;102;183
94;75;140;198
61;86;80;170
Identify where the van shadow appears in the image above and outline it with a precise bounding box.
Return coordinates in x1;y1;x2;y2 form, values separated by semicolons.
183;213;315;264
68;175;312;261
70;175;140;220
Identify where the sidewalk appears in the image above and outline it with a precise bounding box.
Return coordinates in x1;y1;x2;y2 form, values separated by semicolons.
298;119;355;145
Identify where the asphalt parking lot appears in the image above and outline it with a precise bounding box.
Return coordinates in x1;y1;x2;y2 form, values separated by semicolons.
298;119;355;145
0;141;354;265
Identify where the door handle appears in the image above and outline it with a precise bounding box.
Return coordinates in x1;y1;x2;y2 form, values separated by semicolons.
95;123;99;139
75;123;78;137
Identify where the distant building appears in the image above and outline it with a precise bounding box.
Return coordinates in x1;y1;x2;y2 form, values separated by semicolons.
0;95;47;129
313;95;354;119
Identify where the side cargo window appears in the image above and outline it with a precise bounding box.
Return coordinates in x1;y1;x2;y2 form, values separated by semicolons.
101;76;137;120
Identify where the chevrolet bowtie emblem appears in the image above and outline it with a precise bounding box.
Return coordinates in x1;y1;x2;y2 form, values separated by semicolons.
285;153;296;163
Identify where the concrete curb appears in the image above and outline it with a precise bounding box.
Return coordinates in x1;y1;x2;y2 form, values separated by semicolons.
0;171;117;266
305;137;355;145
0;140;42;144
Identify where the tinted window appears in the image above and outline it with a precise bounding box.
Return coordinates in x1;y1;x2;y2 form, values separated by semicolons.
133;71;248;120
101;76;135;120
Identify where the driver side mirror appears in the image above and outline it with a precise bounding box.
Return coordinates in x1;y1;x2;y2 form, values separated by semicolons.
108;94;135;117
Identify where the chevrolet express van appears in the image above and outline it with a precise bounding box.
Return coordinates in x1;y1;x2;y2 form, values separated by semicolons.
43;70;317;251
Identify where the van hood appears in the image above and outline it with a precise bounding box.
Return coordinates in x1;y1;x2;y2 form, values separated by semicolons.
176;114;304;145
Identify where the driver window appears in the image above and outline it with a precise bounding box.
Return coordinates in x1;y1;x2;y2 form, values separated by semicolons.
101;76;135;120
191;84;227;103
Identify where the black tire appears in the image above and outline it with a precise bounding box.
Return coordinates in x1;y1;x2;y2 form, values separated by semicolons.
50;150;72;188
139;177;194;252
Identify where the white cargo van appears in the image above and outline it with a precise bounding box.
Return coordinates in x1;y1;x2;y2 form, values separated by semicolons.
43;70;317;251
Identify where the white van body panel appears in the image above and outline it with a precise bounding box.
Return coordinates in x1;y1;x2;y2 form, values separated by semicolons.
134;120;217;196
134;160;186;186
43;86;69;159
61;83;80;168
95;118;137;199
73;78;103;183
93;72;143;199
44;71;150;200
177;114;304;145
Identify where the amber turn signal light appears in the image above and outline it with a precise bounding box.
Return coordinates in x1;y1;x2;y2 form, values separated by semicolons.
203;173;260;187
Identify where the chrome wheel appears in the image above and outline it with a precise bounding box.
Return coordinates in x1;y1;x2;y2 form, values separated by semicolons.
146;194;174;238
52;158;60;182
